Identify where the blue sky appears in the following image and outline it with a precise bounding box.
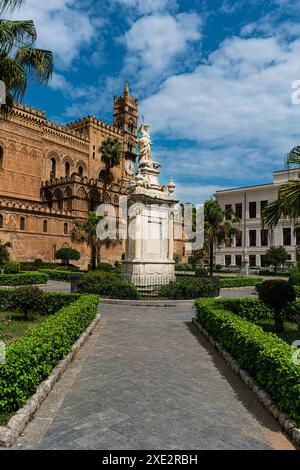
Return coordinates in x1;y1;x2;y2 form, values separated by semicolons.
7;0;300;203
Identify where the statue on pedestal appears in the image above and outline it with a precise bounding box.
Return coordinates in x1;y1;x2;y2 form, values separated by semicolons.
136;124;153;166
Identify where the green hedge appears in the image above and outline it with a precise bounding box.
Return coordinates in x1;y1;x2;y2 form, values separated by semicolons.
38;269;83;281
294;285;300;298
0;272;48;286
289;272;300;286
195;299;300;425
211;298;273;322
75;272;140;299
0;289;79;316
158;277;220;299
219;277;262;288
0;294;99;415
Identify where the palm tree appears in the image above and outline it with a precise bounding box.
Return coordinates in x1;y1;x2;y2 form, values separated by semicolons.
71;212;121;270
0;239;12;265
263;146;300;228
204;200;239;277
98;137;122;193
0;0;53;114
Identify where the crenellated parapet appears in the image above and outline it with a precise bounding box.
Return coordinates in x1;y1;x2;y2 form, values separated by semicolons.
0;199;73;217
63;115;123;137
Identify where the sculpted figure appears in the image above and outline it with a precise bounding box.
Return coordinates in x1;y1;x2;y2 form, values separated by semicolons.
136;124;152;165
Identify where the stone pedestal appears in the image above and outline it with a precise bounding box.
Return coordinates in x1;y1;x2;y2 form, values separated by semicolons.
122;160;177;288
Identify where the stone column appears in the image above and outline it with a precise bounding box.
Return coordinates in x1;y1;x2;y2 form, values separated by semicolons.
168;212;174;260
135;211;142;260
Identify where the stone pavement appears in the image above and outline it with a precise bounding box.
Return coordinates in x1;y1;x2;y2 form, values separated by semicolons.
13;303;294;450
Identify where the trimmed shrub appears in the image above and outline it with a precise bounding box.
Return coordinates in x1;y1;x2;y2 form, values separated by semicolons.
0;289;79;316
3;261;20;274
55;247;80;264
75;272;140;299
258;270;289;277
175;263;194;272
213;298;273;322
257;280;296;332
195;299;300;425
294;285;300;298
38;269;83;281
96;263;115;272
0;272;48;286
195;267;208;278
13;286;44;320
0;294;99;415
110;280;141;299
219;277;262;288
158;277;220;299
289;272;300;286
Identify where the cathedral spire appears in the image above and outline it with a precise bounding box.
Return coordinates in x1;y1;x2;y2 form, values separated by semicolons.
124;81;129;97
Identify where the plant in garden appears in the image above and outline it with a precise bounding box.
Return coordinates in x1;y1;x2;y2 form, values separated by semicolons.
264;246;289;272
0;239;12;265
257;280;296;332
98;137;122;192
3;260;20;273
13;285;44;320
55;247;80;266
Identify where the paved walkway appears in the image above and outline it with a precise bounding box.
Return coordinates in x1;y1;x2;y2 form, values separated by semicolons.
13;303;294;450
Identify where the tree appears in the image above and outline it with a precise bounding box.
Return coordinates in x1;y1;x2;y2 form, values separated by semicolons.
55;247;81;266
98;137;122;192
70;212;120;270
204;200;239;277
0;239;11;265
0;0;53;114
264;246;289;272
14;285;44;321
258;280;296;332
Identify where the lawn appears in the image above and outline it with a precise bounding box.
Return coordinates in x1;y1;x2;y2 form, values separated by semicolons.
256;319;299;345
0;311;44;345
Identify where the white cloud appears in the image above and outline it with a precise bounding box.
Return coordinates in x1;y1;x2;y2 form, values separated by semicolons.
141;34;300;188
9;0;98;68
112;0;178;14
175;183;226;204
122;12;202;91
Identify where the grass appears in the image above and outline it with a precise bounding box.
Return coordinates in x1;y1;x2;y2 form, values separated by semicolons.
256;319;299;345
0;311;44;345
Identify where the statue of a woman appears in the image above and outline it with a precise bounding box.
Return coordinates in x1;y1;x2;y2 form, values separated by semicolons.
136;124;152;165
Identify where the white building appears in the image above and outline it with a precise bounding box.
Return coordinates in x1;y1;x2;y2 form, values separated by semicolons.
214;169;299;269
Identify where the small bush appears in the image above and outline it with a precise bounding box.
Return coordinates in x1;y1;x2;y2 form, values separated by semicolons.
195;298;300;425
13;286;44;320
195;267;208;278
55;247;80;264
110;280;141;299
33;258;43;268
289;272;300;286
39;269;82;281
96;263;114;272
3;261;20;274
175;263;194;272
0;272;48;286
215;264;222;271
214;298;273;322
158;277;219;299
257;280;296;332
0;294;99;415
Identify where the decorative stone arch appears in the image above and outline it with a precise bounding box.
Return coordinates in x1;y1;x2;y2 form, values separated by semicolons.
88;188;101;211
77;186;87;199
62;156;74;177
64;186;73;211
98;169;114;184
77;186;87;212
7;142;15;157
101;192;111;204
53;188;63;210
20;145;28;158
75;160;87;177
127;120;135;134
0;142;4;169
111;194;119;206
48;152;60;179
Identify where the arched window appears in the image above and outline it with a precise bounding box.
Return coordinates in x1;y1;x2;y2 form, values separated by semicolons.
43;220;48;233
50;157;56;178
117;121;123;131
0;214;3;229
65;162;70;177
64;222;68;235
78;165;84;177
20;216;25;231
54;189;63;211
0;146;4;169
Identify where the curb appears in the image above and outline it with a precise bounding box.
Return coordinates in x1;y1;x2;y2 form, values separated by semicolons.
0;313;101;448
100;299;195;307
192;318;300;448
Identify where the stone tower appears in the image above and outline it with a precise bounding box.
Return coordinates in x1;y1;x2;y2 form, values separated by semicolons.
114;82;138;154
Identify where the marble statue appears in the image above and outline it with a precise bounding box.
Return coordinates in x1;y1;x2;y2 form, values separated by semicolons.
136;124;152;165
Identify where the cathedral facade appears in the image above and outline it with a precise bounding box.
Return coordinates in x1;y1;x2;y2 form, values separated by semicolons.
0;83;188;267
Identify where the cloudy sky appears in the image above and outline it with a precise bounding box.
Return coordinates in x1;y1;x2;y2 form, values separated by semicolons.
6;0;300;203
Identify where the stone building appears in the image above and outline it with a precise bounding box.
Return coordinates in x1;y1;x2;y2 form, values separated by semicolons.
0;82;187;267
214;169;299;270
0;83;140;266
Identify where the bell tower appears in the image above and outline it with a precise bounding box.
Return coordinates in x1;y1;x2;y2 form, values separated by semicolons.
114;82;139;154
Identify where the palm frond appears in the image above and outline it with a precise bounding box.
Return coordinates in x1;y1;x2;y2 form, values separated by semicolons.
0;0;24;14
15;46;53;84
0;20;36;54
263;180;300;227
286;146;300;168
